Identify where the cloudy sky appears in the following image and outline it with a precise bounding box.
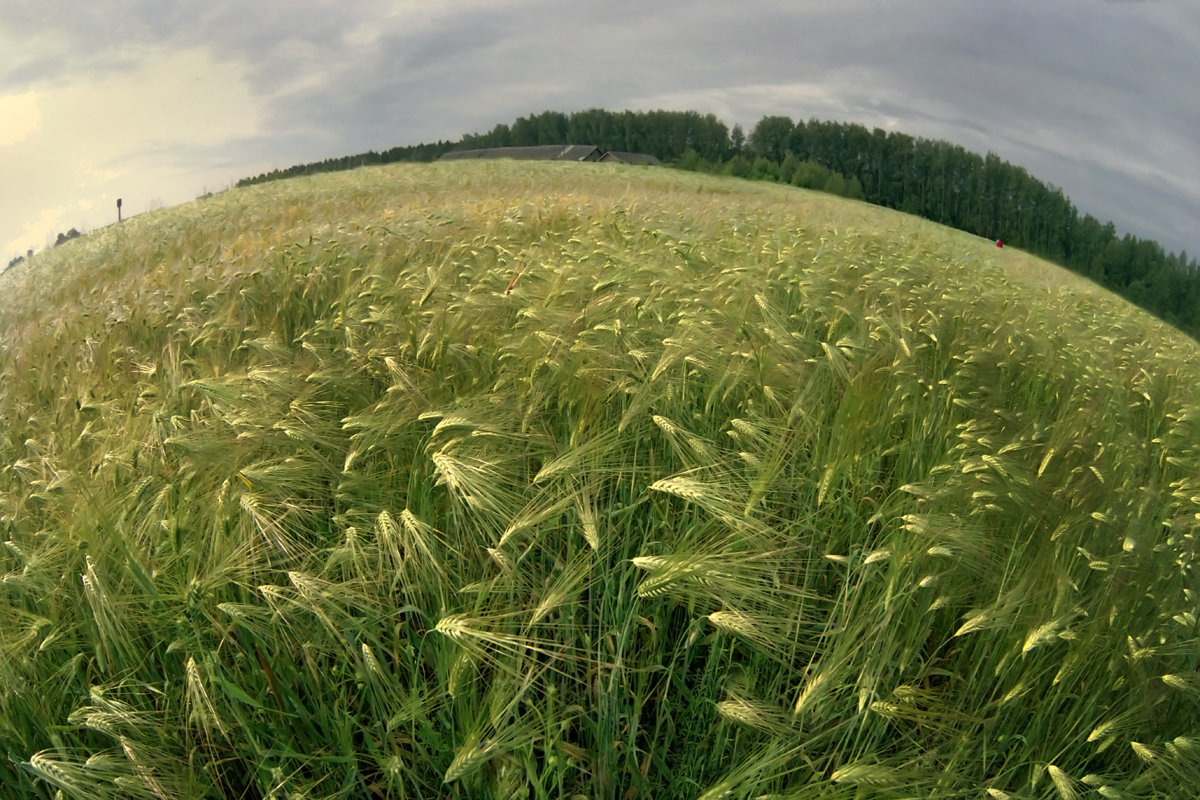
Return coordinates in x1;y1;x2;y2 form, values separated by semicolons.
2;0;1197;263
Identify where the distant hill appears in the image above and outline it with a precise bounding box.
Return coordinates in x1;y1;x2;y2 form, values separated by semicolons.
2;162;1198;799
237;108;1200;340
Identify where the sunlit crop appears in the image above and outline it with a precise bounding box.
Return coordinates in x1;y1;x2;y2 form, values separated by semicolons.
1;161;1197;799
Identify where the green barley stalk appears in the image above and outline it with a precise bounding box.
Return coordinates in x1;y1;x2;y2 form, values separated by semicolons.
1;160;1197;799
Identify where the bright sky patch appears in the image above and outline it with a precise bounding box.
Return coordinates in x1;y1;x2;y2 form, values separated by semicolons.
0;91;41;146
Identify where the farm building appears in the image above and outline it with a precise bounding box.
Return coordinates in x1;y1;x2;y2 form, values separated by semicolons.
598;151;661;165
439;145;602;162
439;145;660;165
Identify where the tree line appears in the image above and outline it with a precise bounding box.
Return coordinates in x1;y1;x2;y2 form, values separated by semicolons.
236;141;459;187
235;108;1199;337
5;228;82;273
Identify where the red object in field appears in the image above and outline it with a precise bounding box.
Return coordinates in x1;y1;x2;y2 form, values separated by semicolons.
996;239;1003;248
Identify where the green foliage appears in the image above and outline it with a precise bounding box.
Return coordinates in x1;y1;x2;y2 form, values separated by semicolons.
725;155;750;178
53;228;82;247
822;171;846;196
748;115;794;164
844;175;865;200
1;162;1198;799
677;147;702;172
748;157;780;181
789;159;830;190
730;123;745;153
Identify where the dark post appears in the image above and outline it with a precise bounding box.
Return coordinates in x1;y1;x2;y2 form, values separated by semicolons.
117;198;123;222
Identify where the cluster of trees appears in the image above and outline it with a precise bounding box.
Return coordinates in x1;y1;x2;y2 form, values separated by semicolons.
233;108;1199;337
54;228;81;246
5;228;84;273
681;148;867;201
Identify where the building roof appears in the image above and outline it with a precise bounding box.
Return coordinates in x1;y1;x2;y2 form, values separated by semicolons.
439;145;662;167
440;145;602;162
598;151;661;165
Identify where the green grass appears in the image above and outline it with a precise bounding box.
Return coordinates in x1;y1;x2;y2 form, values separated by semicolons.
1;161;1198;799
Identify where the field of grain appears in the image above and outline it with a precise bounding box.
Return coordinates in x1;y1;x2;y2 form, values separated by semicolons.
1;161;1197;799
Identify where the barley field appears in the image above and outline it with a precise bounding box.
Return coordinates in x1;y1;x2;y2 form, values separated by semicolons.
1;161;1197;799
